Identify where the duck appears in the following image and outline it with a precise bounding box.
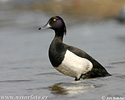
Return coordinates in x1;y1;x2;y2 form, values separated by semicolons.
39;16;111;81
117;6;125;23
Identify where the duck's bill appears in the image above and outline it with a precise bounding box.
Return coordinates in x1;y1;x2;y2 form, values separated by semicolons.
39;23;51;30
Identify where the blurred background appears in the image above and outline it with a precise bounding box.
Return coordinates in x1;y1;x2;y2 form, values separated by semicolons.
0;0;125;100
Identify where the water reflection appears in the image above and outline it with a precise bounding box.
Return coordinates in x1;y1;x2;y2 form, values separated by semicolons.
48;83;68;95
48;81;95;95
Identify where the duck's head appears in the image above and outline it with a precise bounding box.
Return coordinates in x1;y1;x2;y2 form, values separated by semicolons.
39;16;66;35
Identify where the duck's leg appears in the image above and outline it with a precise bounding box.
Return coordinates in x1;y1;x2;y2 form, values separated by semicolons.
75;78;80;81
80;73;90;79
75;74;87;81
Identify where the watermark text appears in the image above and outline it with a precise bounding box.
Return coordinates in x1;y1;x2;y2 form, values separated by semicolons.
102;96;124;100
0;95;48;100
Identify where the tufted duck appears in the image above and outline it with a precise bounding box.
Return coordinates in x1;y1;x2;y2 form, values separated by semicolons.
39;16;111;81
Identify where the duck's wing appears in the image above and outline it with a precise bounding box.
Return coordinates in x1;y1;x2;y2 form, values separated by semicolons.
66;45;102;67
64;44;110;77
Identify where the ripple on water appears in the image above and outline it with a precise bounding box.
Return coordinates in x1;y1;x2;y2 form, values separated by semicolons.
0;80;33;83
111;61;125;65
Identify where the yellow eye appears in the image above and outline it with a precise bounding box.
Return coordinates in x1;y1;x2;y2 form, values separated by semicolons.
53;19;56;21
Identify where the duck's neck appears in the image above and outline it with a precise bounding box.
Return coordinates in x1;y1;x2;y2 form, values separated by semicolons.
54;28;65;42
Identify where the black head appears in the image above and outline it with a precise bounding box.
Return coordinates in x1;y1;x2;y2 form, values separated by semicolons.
39;16;66;35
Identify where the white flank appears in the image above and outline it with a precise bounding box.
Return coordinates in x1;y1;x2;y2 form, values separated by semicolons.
55;50;93;79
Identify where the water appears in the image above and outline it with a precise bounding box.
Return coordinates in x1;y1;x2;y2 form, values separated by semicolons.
0;2;125;100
